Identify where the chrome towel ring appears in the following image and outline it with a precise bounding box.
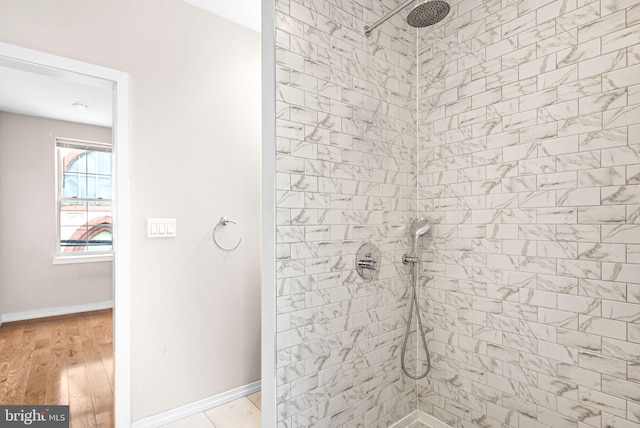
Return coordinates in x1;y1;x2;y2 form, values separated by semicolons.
212;216;241;251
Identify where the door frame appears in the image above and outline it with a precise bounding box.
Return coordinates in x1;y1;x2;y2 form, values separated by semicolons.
0;42;132;427
261;0;276;425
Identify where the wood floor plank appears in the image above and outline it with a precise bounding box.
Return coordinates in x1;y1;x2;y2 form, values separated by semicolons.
1;323;37;404
66;318;98;428
93;384;114;428
79;312;113;426
46;317;69;406
23;337;52;404
92;309;114;393
23;318;54;404
97;343;114;392
95;407;115;428
89;311;112;344
0;310;113;428
0;324;23;402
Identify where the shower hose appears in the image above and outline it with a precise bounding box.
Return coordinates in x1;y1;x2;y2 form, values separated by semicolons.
400;254;432;379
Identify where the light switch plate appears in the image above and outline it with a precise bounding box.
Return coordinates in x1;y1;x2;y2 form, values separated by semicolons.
147;218;176;238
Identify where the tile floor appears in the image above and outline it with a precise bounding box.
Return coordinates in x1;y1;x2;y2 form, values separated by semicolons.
164;392;432;428
165;392;261;428
407;422;430;427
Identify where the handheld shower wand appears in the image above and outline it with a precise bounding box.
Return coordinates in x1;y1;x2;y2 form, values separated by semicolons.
401;217;432;379
402;218;430;263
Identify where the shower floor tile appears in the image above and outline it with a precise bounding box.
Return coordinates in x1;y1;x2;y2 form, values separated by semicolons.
407;421;431;428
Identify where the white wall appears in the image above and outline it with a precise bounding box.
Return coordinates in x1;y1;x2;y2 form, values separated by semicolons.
0;112;113;317
0;0;261;421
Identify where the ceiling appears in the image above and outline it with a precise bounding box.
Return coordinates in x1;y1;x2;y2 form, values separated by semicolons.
181;0;261;32
0;65;113;128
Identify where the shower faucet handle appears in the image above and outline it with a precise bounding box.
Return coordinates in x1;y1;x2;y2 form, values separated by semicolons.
357;259;377;270
355;242;380;281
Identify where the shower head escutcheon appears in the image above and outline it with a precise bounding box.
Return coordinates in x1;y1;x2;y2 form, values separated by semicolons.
364;0;451;37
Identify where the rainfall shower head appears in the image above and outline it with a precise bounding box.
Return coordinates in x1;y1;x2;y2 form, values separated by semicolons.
412;217;430;238
364;0;451;36
407;1;451;28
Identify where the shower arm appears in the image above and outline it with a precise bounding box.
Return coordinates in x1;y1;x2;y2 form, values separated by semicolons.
364;0;415;37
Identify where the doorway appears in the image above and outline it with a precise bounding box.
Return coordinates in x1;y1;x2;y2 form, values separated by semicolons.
0;42;131;427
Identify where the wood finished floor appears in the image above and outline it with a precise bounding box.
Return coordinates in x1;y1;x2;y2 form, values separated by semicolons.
0;310;114;428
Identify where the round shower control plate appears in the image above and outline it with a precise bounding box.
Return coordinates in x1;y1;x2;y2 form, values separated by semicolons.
356;242;380;280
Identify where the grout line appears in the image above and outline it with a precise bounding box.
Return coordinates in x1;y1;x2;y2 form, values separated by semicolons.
203;410;217;428
248;399;261;411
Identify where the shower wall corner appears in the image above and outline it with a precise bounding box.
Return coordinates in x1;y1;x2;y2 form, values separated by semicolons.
272;0;420;426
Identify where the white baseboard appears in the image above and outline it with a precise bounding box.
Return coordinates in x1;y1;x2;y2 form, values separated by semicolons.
0;300;113;324
132;380;261;428
389;410;451;428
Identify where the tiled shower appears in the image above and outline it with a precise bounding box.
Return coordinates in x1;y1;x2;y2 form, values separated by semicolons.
273;0;640;427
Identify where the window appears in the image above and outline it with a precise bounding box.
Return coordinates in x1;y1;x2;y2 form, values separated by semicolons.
56;139;112;256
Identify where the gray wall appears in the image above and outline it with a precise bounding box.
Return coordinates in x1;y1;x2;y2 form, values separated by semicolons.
0;112;112;317
274;0;418;425
417;1;640;428
0;0;261;421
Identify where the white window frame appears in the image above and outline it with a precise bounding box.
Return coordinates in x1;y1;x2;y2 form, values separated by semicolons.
54;137;114;263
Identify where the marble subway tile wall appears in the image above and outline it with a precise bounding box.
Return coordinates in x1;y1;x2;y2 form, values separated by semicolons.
274;0;419;426
417;1;640;428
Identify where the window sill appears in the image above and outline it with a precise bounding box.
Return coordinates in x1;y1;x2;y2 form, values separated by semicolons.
53;254;113;265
